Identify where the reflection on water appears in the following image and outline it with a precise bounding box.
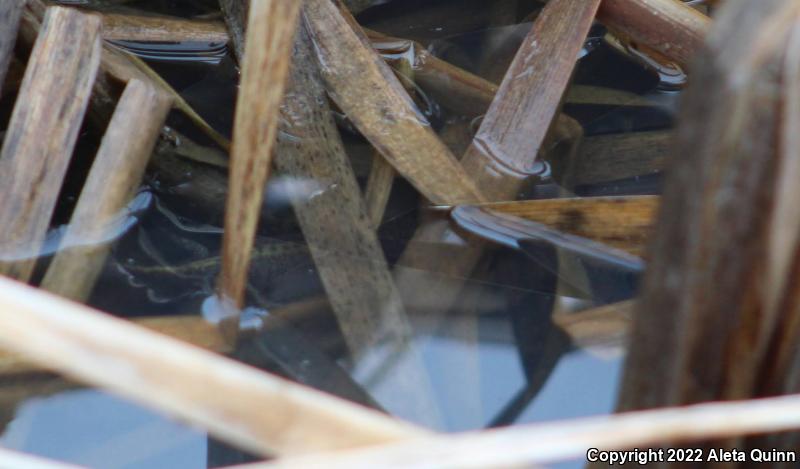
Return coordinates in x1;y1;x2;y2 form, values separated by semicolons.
1;0;678;467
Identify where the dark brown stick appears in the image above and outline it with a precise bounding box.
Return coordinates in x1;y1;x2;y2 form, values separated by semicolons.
0;6;102;282
41;79;172;302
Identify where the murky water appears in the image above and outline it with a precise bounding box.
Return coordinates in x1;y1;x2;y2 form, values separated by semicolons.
1;0;692;467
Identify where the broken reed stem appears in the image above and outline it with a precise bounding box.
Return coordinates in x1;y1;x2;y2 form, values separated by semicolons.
598;0;711;69
0;6;101;283
0;1;22;99
101;12;229;42
217;0;302;343
0;276;429;456
41;79;172;302
0;315;232;376
240;393;800;469
302;0;484;205
480;196;659;257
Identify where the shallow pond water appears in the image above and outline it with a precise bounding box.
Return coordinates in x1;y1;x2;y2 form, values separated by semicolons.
0;0;704;467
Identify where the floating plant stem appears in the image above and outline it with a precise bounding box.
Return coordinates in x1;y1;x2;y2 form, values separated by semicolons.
475;196;659;257
274;25;442;427
0;6;101;282
41;79;172;302
0;276;429;457
217;0;302;344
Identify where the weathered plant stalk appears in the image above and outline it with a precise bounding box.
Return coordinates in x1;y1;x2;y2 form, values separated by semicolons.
617;6;800;463
0;6;102;282
273;25;441;427
41;79;172;302
217;0;302;344
0;276;429;457
302;0;485;205
479;196;659;257
0;315;232;376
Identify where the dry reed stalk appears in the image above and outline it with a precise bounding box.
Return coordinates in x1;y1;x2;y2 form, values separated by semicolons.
0;316;232;375
598;0;711;69
0;6;101;282
302;0;484;205
217;0;302;343
273;26;441;426
101;12;229;42
41;79;172;302
618;0;800;435
0;448;85;469
236;393;800;469
479;196;659;257
0;276;429;456
0;1;22;99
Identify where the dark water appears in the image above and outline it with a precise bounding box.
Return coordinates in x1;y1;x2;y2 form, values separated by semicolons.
0;0;702;467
